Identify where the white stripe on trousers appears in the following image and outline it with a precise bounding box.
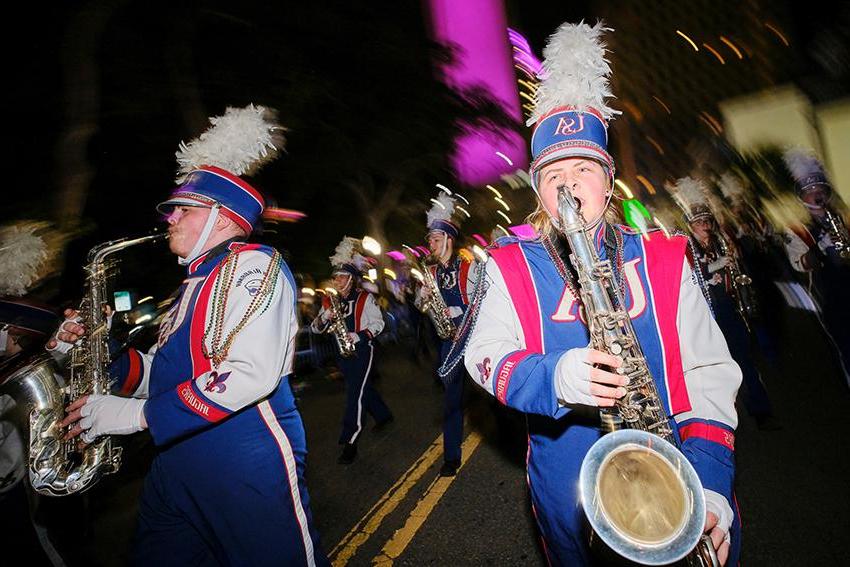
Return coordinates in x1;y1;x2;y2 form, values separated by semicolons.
348;343;374;444
257;401;316;567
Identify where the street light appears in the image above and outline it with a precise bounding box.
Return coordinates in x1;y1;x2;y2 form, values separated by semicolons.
362;236;382;255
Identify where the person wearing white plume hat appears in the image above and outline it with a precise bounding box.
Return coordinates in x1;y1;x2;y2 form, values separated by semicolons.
415;192;478;477
51;105;329;566
670;177;777;431
458;22;741;565
782;148;850;385
311;236;393;465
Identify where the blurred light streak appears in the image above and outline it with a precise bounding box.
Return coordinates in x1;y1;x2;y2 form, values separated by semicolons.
455;194;469;205
699;111;723;135
520;91;536;104
654;217;671;239
436;183;453;195
494;197;510;211
262;207;307;223
386;251;406;261
702;43;726;64
134;314;152;325
636;175;657;195
496;210;512;224
362;236;382;255
495;151;514;166
646;136;665;156
138;296;153;304
429;198;446;209
301;288;316;296
456;205;471;218
614;179;634;199
495;224;510;237
518;79;538;92
472;245;488;262
764;23;789;46
367;268;378;281
383;269;397;280
472;233;489;247
652;96;671;115
415;246;430;257
486;185;503;199
719;36;743;59
676;30;699;51
410;268;424;282
622;100;643;122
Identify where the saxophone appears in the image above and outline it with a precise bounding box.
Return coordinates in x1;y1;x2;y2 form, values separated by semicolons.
716;232;758;324
415;258;456;341
555;188;717;566
0;232;166;496
327;291;356;358
823;208;850;259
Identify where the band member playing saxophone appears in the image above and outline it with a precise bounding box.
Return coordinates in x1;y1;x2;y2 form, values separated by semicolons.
446;22;741;565
414;194;477;477
782;148;850;386
49;105;328;566
311;237;393;465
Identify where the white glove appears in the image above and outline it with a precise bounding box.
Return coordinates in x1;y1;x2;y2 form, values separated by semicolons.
78;395;146;444
704;489;734;543
348;332;361;344
46;314;83;355
447;306;464;319
320;309;333;323
554;347;597;406
817;233;834;253
707;256;730;273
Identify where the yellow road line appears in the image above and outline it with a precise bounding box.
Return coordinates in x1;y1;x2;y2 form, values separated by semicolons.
330;433;444;566
372;430;483;565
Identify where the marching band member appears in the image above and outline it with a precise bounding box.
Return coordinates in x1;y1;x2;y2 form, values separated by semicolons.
51;105;328;566
670;176;777;430
782;148;850;385
310;237;392;465
454;22;741;565
415;194;477;477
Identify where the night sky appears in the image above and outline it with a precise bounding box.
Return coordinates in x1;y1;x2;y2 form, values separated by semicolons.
6;1;846;306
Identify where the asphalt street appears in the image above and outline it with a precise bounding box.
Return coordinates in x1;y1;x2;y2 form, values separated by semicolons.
7;303;850;566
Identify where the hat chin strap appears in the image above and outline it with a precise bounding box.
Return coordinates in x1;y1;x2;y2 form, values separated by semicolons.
178;204;221;266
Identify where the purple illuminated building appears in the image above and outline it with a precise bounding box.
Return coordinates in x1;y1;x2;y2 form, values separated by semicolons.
426;0;528;186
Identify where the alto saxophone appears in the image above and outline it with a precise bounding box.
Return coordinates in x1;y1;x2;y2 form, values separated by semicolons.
0;232;166;496
327;291;356;358
716;232;758;325
823;208;850;259
554;188;717;566
416;258;457;341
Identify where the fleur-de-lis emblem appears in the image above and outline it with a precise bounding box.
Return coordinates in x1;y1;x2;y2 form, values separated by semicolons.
204;371;231;393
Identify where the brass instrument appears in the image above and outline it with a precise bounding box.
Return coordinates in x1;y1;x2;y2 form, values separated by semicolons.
327;291;356;358
555;188;717;566
413;257;456;341
716;232;758;325
0;232;166;496
823;208;850;259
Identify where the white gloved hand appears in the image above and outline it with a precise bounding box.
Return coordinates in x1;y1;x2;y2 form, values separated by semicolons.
46;314;83;355
554;347;627;407
707;256;730;273
348;332;361;344
447;306;464;319
321;309;333;323
78;395;146;444
704;489;734;543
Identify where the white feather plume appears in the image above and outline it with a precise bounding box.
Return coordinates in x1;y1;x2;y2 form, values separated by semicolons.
426;193;456;226
175;104;286;183
717;172;747;203
329;236;361;268
0;223;48;296
782;147;826;183
528;20;620;126
667;176;709;213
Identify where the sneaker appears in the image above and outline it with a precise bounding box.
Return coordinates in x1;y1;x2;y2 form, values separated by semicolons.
439;459;461;477
338;443;357;464
373;415;395;432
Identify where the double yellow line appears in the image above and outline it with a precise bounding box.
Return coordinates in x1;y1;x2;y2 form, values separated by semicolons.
330;430;483;566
